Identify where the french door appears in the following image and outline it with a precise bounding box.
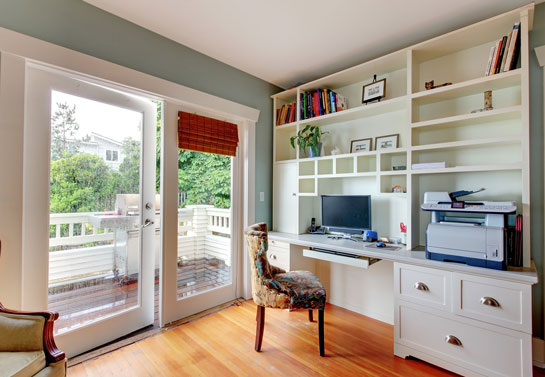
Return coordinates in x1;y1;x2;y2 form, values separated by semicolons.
24;65;157;357
160;102;240;325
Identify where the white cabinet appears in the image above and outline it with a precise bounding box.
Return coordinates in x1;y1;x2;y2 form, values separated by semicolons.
273;162;298;234
394;262;533;376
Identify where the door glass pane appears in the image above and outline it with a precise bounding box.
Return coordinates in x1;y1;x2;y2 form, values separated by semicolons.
48;91;143;334
177;150;232;299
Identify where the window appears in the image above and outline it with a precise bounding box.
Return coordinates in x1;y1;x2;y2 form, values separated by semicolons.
106;150;118;161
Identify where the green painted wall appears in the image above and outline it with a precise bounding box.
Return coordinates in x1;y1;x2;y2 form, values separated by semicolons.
0;0;281;225
529;2;545;338
1;0;545;338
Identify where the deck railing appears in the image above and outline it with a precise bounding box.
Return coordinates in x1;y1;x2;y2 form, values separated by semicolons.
49;206;231;285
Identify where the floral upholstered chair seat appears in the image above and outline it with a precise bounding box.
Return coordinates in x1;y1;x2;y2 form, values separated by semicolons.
262;270;326;310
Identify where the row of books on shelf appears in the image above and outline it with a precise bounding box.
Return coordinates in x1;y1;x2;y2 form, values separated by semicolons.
485;22;521;76
276;102;296;125
301;89;347;120
275;89;349;125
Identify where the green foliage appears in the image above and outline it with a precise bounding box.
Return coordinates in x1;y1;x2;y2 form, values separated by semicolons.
50;153;121;213
289;125;328;155
118;137;141;194
51;102;80;160
178;150;231;209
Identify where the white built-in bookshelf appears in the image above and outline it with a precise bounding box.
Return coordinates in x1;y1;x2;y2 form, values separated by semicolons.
272;4;533;268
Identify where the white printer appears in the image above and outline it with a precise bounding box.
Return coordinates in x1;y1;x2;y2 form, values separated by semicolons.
421;189;516;270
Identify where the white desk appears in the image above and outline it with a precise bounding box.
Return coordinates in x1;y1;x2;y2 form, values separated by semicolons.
269;231;538;377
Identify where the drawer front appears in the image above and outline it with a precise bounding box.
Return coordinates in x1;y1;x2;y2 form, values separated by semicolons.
267;249;289;271
269;239;289;250
397;304;530;377
453;273;531;333
395;263;451;311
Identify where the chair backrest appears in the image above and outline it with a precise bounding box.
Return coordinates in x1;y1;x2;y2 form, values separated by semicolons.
244;222;274;281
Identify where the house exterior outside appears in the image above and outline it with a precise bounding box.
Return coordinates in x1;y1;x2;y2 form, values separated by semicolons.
76;132;125;170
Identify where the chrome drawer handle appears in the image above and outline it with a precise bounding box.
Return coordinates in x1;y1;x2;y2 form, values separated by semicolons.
445;335;463;347
414;282;429;291
480;296;501;308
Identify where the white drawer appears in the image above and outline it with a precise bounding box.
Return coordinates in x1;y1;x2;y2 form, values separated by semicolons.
269;239;289;250
453;273;532;333
267;249;289;271
397;304;531;377
395;263;451;311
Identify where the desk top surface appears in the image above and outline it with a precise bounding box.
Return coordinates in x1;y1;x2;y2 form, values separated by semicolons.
268;232;538;285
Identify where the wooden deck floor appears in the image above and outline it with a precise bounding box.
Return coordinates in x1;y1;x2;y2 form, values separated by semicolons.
49;260;230;332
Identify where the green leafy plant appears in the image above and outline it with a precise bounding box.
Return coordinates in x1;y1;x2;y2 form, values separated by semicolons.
289;125;328;156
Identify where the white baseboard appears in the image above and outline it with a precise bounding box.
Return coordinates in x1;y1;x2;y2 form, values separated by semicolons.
533;337;545;368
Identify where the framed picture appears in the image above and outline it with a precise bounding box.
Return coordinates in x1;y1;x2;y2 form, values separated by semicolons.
350;138;372;153
375;134;399;150
362;78;386;103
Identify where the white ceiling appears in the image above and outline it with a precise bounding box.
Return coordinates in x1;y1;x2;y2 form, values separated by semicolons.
84;0;538;89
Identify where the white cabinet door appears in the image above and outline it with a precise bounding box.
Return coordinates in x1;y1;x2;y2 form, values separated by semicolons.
273;162;298;233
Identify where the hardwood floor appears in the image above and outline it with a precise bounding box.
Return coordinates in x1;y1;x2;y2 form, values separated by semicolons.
67;300;542;377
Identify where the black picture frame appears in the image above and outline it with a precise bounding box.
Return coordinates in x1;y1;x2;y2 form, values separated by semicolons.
362;78;386;104
350;138;372;153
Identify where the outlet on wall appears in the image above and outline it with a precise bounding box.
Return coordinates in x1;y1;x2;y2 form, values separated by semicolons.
259;192;265;202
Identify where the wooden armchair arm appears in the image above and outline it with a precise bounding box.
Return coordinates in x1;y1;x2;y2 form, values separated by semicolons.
0;302;66;364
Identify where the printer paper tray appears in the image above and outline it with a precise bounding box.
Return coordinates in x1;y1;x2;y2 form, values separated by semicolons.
427;246;486;260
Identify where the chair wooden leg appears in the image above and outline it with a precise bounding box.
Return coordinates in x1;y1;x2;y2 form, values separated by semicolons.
308;309;313;322
255;305;265;352
318;307;325;356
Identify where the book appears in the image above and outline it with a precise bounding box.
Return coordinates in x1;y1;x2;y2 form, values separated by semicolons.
411;162;446;170
336;94;347;111
504;22;520;72
485;45;496;76
491;39;503;75
329;90;336;113
509;24;521;71
495;35;507;74
500;31;512;72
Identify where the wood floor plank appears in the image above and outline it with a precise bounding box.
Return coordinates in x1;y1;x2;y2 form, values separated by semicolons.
68;300;510;377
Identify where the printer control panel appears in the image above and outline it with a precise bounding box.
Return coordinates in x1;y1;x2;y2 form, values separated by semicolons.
421;203;516;214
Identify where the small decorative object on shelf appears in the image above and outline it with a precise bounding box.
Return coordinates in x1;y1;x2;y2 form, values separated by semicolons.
375;134;399;150
392;185;404;193
424;80;452;90
330;146;342;155
362;75;386;104
400;222;407;245
471;90;494;113
350;138;372;153
290;125;328;158
392;165;407;171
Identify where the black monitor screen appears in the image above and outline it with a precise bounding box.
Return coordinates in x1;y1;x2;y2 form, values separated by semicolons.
321;195;371;234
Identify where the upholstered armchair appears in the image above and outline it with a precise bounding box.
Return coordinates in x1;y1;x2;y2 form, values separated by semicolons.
244;222;326;356
0;303;66;377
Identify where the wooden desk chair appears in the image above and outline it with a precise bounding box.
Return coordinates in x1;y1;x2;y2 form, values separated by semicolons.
244;223;326;356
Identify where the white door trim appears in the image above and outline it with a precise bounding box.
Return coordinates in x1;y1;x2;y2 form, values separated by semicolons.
0;26;259;124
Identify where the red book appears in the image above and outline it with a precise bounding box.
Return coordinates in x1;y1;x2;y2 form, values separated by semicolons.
492;39;503;75
313;92;320;117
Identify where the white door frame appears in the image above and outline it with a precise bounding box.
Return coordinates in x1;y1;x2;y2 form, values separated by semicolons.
23;64;157;357
0;27;259;324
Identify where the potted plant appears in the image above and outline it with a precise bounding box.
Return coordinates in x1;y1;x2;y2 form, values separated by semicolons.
289;125;328;158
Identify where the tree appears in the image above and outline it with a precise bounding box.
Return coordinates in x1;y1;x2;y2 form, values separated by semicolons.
51;102;80;160
118;137;141;194
50;153;120;213
178;150;231;209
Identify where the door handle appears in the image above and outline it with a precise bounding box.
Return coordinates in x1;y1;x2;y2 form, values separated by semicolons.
142;218;154;228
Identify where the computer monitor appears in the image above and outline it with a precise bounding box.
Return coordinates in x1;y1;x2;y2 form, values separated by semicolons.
321;195;372;234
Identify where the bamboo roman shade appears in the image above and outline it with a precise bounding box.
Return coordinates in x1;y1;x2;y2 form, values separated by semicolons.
178;111;239;157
